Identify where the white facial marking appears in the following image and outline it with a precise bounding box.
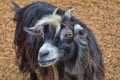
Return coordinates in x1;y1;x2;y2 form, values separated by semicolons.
38;42;59;67
34;14;62;37
55;24;61;37
35;14;62;27
39;42;58;59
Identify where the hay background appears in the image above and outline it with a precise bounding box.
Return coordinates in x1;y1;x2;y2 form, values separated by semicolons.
0;0;120;80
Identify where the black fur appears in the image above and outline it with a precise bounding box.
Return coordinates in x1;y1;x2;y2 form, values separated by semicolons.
13;1;104;80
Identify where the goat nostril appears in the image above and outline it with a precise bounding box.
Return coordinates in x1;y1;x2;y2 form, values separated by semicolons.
40;51;49;58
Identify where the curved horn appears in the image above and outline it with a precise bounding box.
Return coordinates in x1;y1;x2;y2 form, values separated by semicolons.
64;8;75;21
52;8;59;14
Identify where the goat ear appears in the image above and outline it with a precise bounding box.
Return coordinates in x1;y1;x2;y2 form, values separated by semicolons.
74;24;87;37
73;25;89;76
74;24;88;45
11;1;21;12
24;27;42;35
11;1;21;22
72;39;89;80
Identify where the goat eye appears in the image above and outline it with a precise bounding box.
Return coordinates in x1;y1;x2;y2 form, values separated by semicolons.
65;33;73;38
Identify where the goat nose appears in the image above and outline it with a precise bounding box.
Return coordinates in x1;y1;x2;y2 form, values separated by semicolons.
40;50;49;58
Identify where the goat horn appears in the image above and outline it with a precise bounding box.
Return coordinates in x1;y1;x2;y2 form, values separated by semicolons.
64;8;75;21
52;8;59;14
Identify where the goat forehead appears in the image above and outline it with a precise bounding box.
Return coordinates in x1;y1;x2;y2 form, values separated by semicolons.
45;26;72;39
44;26;57;39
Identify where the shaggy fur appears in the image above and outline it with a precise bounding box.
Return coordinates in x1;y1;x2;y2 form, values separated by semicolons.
12;1;104;80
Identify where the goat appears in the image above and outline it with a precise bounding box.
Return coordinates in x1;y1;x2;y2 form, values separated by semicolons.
12;1;104;80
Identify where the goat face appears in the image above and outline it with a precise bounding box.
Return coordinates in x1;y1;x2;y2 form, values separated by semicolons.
24;22;87;67
24;24;75;67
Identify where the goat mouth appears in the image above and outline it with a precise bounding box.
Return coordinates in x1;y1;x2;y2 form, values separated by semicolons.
39;58;58;67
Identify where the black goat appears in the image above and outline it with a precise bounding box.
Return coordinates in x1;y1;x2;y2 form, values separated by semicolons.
12;1;104;80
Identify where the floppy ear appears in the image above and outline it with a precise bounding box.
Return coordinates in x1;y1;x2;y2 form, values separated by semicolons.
74;24;104;80
73;24;89;79
24;27;42;35
73;24;88;58
74;24;88;45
